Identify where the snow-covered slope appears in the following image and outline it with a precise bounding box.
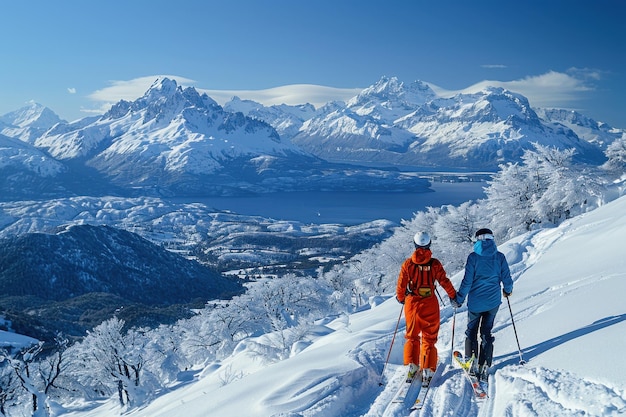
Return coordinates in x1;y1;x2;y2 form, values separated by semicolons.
0;133;65;177
0;133;68;199
0;329;38;351
536;107;626;149
61;194;626;417
224;96;317;139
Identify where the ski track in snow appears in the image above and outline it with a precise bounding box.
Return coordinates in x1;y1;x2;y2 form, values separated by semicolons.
493;366;626;417
381;363;626;417
417;365;476;417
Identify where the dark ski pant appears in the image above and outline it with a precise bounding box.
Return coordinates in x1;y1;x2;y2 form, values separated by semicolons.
464;306;498;367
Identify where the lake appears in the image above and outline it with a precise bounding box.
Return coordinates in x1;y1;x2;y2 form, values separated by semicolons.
178;181;487;225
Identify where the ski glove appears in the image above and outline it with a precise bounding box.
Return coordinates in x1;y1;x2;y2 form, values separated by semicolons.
503;289;512;297
396;296;405;304
450;297;462;308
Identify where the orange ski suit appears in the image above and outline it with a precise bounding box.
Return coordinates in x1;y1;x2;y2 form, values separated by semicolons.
396;248;456;371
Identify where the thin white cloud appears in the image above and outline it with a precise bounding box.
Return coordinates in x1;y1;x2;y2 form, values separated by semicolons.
429;69;599;109
481;64;507;69
87;75;196;102
67;87;76;94
200;84;363;108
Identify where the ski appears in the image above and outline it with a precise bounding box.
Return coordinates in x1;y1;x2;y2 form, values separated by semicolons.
453;350;487;399
410;362;444;411
409;379;430;410
391;371;422;404
479;378;489;396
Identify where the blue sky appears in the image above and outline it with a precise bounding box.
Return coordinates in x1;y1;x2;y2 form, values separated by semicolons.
1;0;624;128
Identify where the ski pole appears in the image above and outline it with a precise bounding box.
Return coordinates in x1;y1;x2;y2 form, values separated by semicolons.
451;307;456;363
506;296;526;365
435;286;444;304
379;304;404;386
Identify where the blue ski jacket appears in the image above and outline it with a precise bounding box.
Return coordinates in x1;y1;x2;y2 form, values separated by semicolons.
455;239;513;313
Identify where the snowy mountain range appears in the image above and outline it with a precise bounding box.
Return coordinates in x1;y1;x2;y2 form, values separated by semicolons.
1;76;624;200
230;76;621;169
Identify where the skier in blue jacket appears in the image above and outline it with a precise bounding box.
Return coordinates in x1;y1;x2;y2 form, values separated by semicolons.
453;228;513;381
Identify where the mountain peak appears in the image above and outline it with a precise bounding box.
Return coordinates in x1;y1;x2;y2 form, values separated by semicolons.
139;77;218;109
475;87;539;123
0;101;65;144
143;77;182;101
1;101;65;129
345;76;437;120
350;76;437;106
103;77;218;121
150;76;179;91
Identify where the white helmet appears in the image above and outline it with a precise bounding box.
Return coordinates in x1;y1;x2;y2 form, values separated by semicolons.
413;231;431;248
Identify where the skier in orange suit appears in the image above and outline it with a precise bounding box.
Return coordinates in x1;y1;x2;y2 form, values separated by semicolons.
396;231;457;383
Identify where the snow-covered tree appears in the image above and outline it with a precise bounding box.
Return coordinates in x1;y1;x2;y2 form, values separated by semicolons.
140;324;192;386
483;144;602;240
320;263;358;311
531;145;601;223
432;201;486;273
36;334;69;408
603;136;626;178
8;342;50;416
251;275;332;359
400;207;441;243
175;295;270;367
65;317;158;407
0;354;21;416
0;336;75;417
483;161;541;238
173;273;336;366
